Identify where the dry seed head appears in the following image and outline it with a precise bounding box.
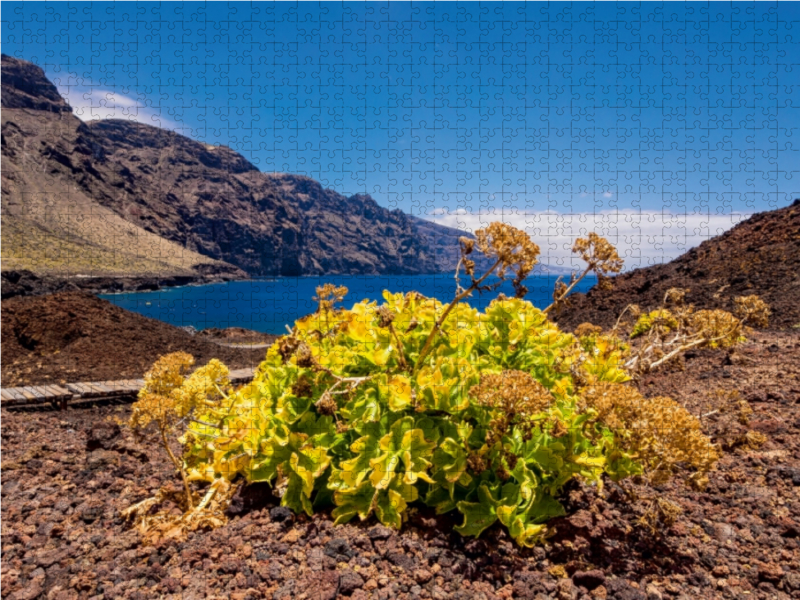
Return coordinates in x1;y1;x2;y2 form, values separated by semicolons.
291;376;314;399
550;419;568;438
579;382;719;487
376;306;396;328
278;336;301;363
315;390;337;416
504;452;518;470
575;322;603;338
470;370;553;416
462;258;476;277
742;430;767;450
495;464;511;482
734;295;770;328
467;453;487;474
691;309;742;347
474;222;540;278
572;232;624;275
314;283;348;311
295;342;315;368
639;497;683;534
597;274;613;291
665;287;689;306
553;280;568;302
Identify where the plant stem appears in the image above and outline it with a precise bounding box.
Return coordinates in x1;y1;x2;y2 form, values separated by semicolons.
161;426;194;510
543;266;593;314
414;259;502;373
387;323;409;371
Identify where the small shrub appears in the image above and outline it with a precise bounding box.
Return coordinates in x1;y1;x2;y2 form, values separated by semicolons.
128;224;757;546
622;287;769;375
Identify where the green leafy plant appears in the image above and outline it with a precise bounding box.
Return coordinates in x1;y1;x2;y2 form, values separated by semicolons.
129;224;746;546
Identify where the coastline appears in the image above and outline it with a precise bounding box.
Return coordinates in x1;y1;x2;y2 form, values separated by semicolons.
0;269;249;300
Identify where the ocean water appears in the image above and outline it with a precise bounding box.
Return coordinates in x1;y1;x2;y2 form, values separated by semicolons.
99;274;598;335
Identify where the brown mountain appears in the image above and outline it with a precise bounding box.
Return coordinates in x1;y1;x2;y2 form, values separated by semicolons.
555;200;800;330
1;55;473;288
1;55;242;284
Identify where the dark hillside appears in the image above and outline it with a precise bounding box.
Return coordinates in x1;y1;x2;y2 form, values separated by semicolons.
1;292;272;386
555;200;800;330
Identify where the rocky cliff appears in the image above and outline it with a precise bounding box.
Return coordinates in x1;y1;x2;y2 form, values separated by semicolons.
1;55;473;284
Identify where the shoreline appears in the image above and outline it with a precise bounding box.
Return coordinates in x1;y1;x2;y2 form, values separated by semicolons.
2;267;584;300
0;269;249;300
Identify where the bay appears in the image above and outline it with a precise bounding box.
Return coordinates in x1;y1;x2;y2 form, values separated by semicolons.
99;274;597;335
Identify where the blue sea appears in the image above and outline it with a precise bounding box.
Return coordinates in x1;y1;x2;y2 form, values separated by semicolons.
100;274;597;335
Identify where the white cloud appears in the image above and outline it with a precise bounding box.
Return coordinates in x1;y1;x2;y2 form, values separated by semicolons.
424;208;750;270
58;85;175;129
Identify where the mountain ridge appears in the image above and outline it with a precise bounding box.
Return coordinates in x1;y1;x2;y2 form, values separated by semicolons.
1;54;479;287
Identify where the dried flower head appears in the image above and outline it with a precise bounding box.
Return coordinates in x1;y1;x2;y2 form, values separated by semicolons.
315;390;337;416
691;309;742;348
470;370;553;416
376;305;396;328
575;322;603;338
639;497;683;534
295;342;315;368
278;336;301;363
291;375;314;398
459;236;475;255
314;283;348;312
467;453;487;474
665;287;689;306
470;370;553;443
579;382;719;488
552;279;569;311
572;232;624;275
734;295;770;328
130;352;195;431
474;223;540;294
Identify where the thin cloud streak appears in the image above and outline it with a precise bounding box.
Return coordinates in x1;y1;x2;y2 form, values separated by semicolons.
58;86;176;129
426;209;750;271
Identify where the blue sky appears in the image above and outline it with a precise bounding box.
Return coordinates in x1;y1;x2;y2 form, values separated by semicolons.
3;1;799;266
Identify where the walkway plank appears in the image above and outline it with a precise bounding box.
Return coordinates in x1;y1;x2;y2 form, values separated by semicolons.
1;385;75;406
3;367;256;410
22;387;45;400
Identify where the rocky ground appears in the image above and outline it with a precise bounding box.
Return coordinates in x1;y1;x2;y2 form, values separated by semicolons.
2;329;798;600
1;292;277;387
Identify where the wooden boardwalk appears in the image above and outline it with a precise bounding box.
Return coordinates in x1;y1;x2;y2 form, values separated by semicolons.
1;367;256;410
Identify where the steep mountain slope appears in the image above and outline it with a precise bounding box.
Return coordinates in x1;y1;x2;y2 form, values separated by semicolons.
1;55;472;281
555;200;800;330
1;56;242;281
